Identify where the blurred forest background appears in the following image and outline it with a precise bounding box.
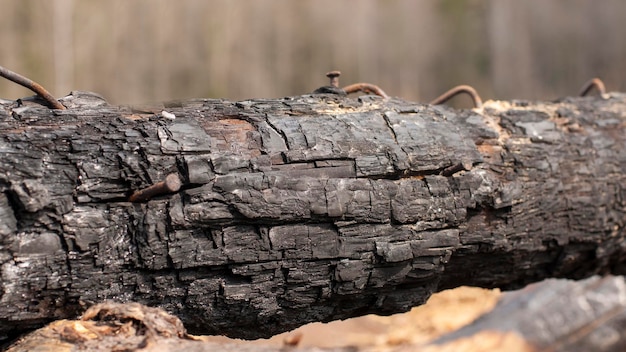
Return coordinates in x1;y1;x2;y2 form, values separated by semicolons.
0;0;625;106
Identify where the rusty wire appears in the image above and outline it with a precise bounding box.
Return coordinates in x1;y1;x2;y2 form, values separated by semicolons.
0;64;66;110
315;71;485;107
314;71;389;99
342;83;389;99
430;85;483;109
578;77;606;97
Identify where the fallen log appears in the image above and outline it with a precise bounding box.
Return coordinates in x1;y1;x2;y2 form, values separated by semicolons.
1;91;625;342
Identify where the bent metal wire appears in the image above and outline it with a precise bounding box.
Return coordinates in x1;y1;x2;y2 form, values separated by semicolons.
0;64;66;110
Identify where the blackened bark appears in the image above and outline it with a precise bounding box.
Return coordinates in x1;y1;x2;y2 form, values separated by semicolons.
1;91;625;341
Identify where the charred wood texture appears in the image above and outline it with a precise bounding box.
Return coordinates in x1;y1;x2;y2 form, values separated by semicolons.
1;91;626;341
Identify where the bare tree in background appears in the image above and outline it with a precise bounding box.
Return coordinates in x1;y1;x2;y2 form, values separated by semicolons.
53;0;74;95
0;0;625;104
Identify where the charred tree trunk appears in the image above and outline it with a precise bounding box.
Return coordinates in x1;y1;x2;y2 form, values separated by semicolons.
1;92;625;341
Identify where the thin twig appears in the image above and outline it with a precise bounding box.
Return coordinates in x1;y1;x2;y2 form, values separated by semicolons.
430;85;483;108
342;83;389;99
0;65;66;110
578;77;606;97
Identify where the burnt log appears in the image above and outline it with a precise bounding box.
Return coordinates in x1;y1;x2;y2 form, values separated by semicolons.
1;91;626;342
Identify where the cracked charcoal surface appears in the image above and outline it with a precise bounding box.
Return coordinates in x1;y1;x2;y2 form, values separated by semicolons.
1;92;626;341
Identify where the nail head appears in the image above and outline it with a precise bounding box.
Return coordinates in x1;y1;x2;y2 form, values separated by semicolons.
163;173;182;192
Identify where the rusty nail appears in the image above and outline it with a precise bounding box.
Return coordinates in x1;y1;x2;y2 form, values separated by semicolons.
430;84;483;109
314;71;389;99
578;77;606;97
326;71;341;88
0;64;66;110
343;83;389;99
129;173;181;202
